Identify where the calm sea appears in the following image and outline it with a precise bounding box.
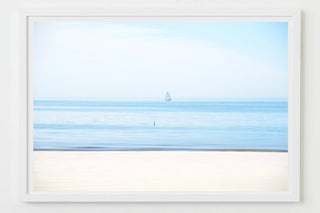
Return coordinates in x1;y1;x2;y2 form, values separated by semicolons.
33;100;288;151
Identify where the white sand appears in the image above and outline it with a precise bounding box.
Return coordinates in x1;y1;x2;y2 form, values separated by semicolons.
33;151;288;192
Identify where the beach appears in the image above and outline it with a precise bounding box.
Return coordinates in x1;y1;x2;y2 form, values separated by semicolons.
33;151;288;192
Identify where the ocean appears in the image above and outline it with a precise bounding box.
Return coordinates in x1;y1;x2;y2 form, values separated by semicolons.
33;100;288;151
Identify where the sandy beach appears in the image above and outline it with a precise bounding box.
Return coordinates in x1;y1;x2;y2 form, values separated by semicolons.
33;151;288;192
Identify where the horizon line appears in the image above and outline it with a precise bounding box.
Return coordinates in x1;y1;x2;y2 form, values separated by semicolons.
33;97;288;102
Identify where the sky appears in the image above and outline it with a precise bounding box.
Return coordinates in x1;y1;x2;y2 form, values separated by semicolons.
33;21;288;100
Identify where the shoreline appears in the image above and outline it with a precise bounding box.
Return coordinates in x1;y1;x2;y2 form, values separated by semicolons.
34;149;288;152
33;150;288;192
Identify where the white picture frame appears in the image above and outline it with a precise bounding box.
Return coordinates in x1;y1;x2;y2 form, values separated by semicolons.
19;7;301;202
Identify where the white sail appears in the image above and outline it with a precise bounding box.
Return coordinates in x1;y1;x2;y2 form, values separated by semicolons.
165;91;171;101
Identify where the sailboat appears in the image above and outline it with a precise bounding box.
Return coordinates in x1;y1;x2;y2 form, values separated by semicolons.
165;91;171;101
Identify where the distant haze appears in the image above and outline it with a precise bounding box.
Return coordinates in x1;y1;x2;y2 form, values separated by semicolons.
33;22;288;100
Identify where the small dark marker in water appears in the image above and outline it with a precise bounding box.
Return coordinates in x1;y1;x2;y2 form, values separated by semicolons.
153;121;156;127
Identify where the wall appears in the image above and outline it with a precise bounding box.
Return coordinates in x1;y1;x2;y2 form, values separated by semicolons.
0;0;319;212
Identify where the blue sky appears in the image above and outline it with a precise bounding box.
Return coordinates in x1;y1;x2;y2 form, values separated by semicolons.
33;21;288;100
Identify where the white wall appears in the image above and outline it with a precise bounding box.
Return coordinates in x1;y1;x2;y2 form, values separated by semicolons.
0;0;318;212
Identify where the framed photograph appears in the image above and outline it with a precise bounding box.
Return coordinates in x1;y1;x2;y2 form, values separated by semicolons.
20;8;301;202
